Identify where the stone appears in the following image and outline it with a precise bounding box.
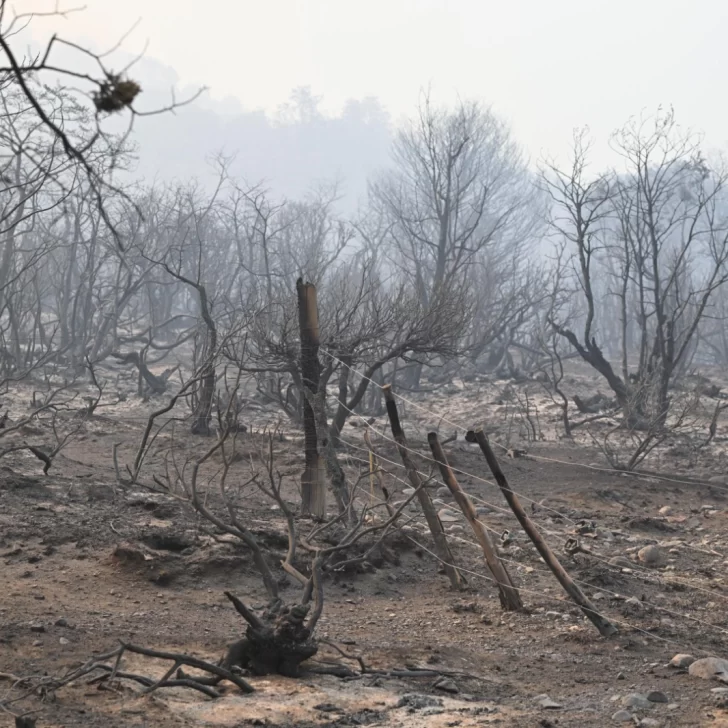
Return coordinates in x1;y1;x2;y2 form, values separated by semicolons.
638;719;661;727
637;545;667;567
436;487;452;499
669;653;696;669
113;542;148;564
29;623;45;633
55;618;68;627
609;556;633;569
646;690;668;703
658;506;673;516
437;508;460;523
433;677;459;694
623;693;653;709
59;637;69;645
688;656;728;683
612;710;634;722
535;694;562;709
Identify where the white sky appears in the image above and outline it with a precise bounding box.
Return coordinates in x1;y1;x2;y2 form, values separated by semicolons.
25;0;728;167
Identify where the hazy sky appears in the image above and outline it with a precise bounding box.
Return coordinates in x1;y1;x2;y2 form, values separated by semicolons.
28;0;728;167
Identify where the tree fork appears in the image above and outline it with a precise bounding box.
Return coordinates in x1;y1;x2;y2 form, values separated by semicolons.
427;432;523;611
466;428;617;636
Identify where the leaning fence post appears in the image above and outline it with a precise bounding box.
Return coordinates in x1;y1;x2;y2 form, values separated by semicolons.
428;432;524;611
382;385;463;590
467;427;617;636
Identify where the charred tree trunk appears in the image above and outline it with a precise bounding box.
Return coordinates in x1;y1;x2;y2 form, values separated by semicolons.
369;368;385;415
111;350;170;395
159;264;217;436
297;279;326;518
329;353;353;447
222;592;318;677
190;284;217;436
406;361;424;390
192;361;215;435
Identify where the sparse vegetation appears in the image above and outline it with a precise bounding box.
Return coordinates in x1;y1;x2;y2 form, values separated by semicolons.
1;5;728;728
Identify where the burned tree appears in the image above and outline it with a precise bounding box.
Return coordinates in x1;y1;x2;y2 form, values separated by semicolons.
0;1;201;239
117;389;424;684
370;93;540;386
297;278;325;517
544;116;728;443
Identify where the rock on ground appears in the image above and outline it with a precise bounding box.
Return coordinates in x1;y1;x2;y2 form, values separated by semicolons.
669;654;696;669
637;544;667;567
623;693;653;709
646;690;668;703
688;656;728;683
612;709;633;722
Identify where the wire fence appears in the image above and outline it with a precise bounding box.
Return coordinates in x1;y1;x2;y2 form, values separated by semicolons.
6;345;728;656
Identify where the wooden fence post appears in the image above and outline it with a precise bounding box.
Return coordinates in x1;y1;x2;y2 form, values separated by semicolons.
382;385;463;590
296;278;325;518
428;432;523;611
467;428;617;636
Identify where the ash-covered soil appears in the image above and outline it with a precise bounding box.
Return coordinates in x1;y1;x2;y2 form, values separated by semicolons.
2;365;728;727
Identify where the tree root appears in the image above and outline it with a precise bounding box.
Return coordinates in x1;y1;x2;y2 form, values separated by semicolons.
0;641;254;711
87;665;223;698
222;591;319;677
119;642;254;693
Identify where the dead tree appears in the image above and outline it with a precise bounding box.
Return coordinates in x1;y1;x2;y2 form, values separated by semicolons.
0;377;87;473
110;350;173;396
124;389;423;682
189;291;217;436
297;278;326;517
123;373;209;484
156;249;220;435
545;120;728;431
0;3;202;242
370;93;538;388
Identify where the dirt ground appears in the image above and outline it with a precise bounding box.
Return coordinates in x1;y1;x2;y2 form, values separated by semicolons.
2;366;728;727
